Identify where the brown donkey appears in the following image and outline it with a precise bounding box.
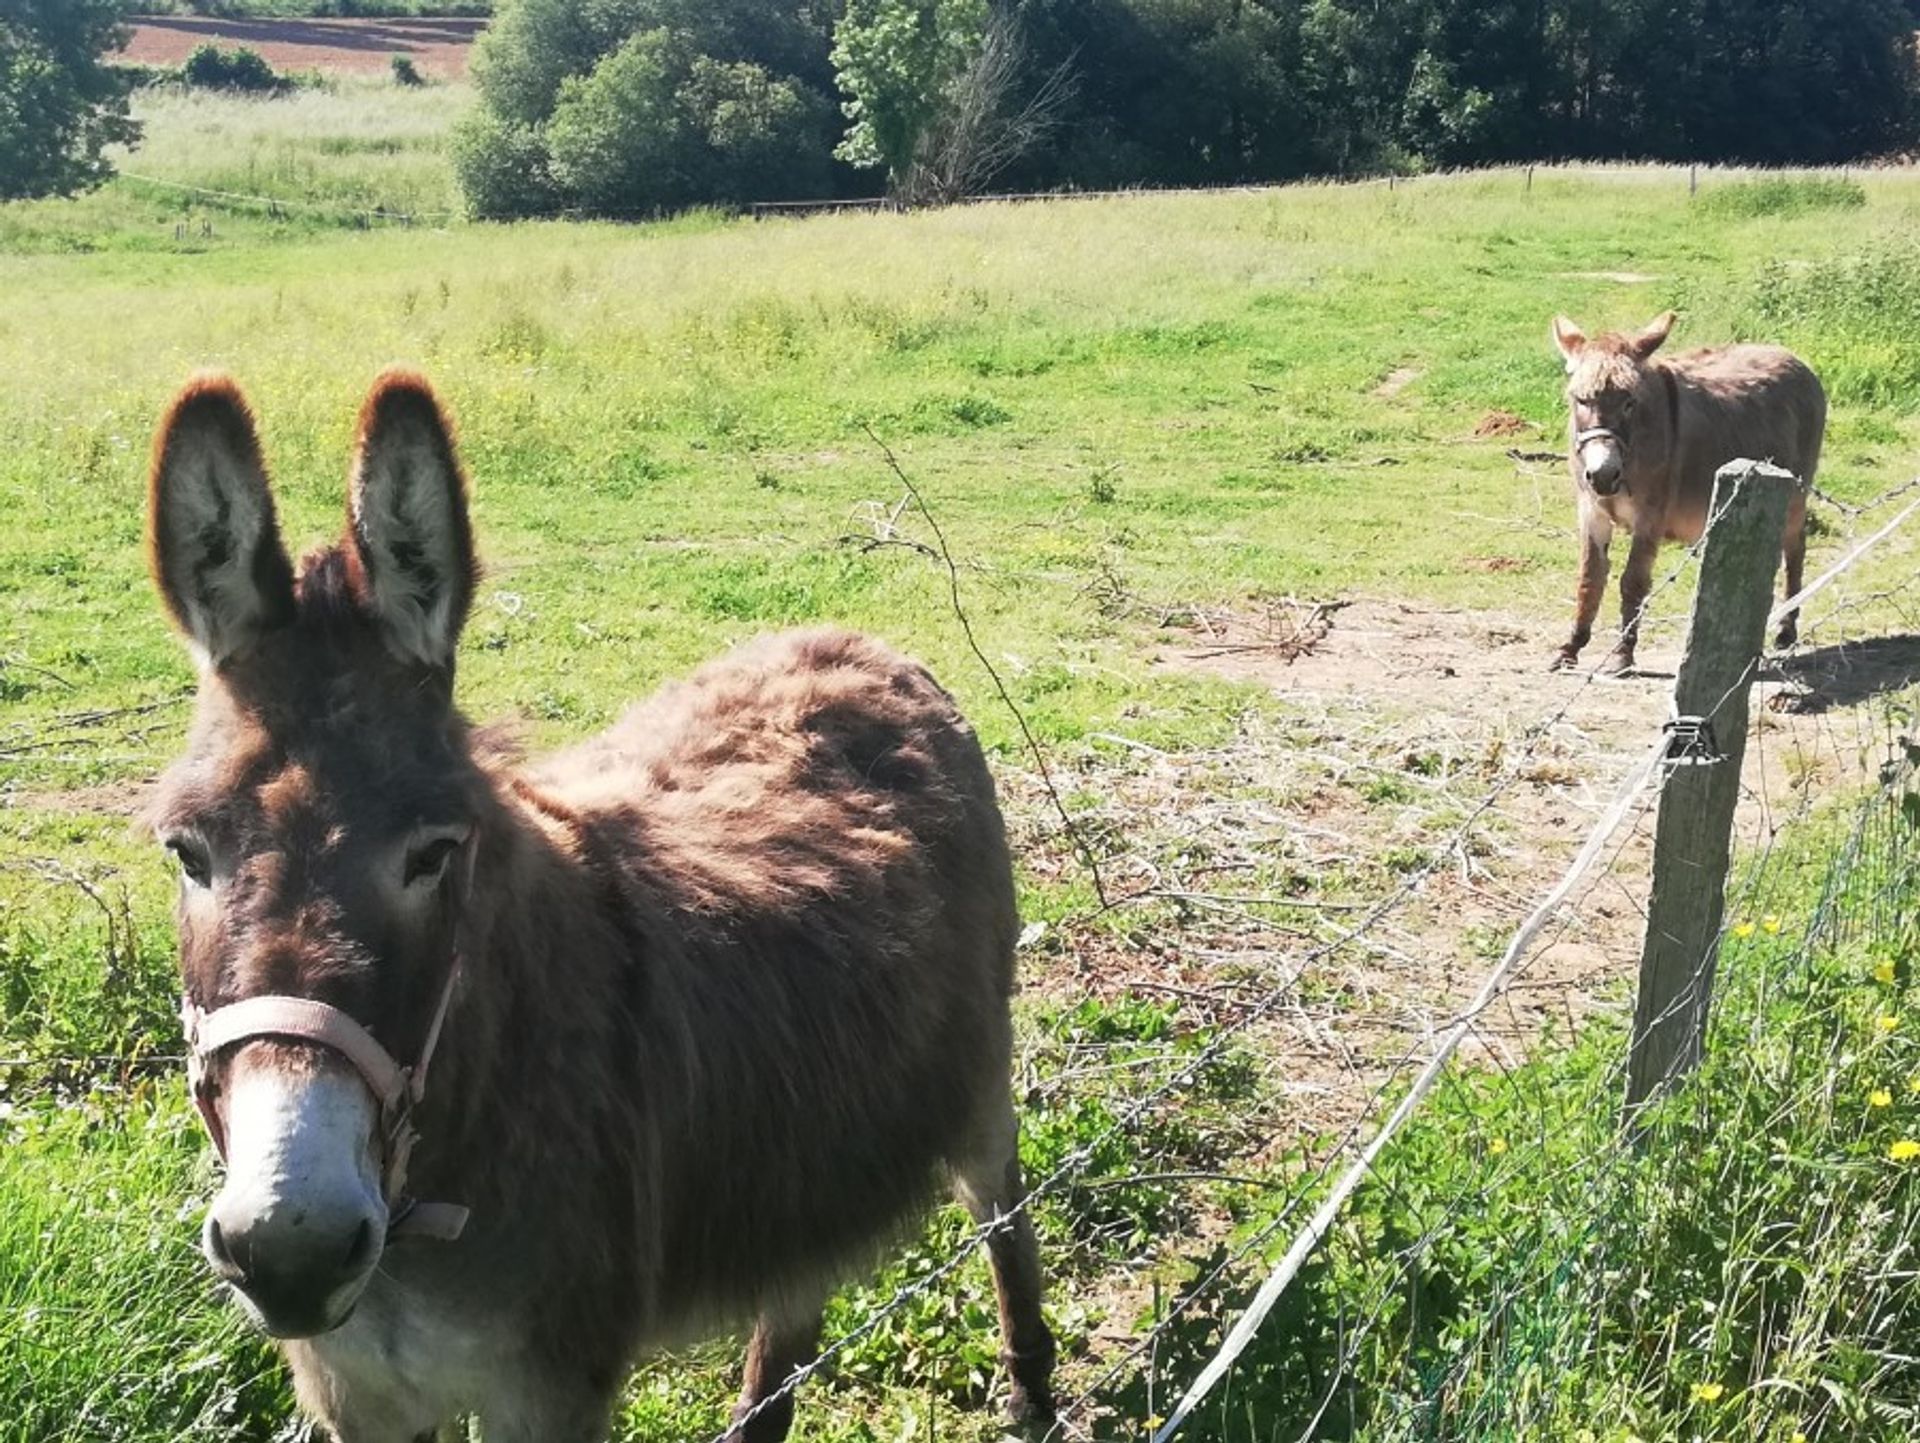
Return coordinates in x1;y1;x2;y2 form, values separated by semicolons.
145;371;1055;1442
1550;311;1825;674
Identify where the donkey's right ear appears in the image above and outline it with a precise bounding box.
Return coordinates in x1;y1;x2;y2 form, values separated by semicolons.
147;374;295;667
1551;315;1586;368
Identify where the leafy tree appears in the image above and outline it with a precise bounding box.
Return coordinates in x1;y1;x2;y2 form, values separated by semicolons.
540;28;832;214
0;0;139;201
456;0;839;217
831;0;987;183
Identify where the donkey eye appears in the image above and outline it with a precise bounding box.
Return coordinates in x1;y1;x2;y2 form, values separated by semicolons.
403;836;464;888
165;837;212;889
1621;397;1637;415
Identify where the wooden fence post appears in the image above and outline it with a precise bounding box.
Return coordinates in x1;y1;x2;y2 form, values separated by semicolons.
1623;460;1794;1131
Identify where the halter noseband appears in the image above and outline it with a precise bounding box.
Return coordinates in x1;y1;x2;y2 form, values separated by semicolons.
179;853;474;1244
1572;425;1622;449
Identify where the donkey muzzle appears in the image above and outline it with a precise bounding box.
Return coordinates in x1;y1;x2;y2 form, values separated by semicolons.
202;1053;387;1338
1574;427;1627;497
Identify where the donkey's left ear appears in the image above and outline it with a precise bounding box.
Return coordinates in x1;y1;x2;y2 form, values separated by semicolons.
347;369;476;670
1632;311;1676;358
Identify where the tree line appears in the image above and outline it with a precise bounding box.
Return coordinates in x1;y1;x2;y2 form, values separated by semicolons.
455;0;1920;218
2;0;1915;212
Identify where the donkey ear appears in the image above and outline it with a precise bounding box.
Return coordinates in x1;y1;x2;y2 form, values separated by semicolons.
148;374;296;667
1551;315;1585;367
1632;311;1676;358
347;369;475;670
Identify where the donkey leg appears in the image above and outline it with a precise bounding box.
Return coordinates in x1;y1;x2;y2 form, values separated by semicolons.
1602;529;1661;676
477;1377;617;1443
953;1096;1056;1426
1776;488;1808;649
728;1299;824;1443
1555;510;1612;670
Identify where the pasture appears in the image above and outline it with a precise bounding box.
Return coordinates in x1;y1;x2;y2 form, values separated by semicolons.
5;80;1920;1442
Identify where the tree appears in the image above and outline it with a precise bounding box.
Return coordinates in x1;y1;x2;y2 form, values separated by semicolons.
539;28;833;215
0;0;139;201
455;0;841;218
831;0;987;185
903;5;1075;202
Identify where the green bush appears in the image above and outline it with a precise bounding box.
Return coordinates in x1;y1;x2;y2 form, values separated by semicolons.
533;30;831;216
180;44;284;93
456;0;840;218
450;109;556;219
390;53;426;87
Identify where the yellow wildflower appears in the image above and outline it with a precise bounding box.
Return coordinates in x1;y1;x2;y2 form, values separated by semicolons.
1871;1089;1894;1108
1876;959;1898;985
1731;921;1756;940
1878;1014;1901;1035
1909;1076;1920;1095
1762;914;1782;934
1690;1381;1725;1403
1890;1139;1920;1162
1488;1137;1508;1156
1791;1434;1807;1443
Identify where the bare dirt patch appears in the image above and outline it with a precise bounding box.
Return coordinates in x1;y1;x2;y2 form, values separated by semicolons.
1474;409;1531;438
1371;365;1422;400
118;16;483;77
998;594;1901;1200
1560;270;1664;285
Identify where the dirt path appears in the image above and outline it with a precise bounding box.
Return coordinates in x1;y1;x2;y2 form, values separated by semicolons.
1007;593;1920;1156
119;16;483;77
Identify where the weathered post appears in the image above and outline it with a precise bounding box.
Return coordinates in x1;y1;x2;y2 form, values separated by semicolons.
1623;461;1794;1131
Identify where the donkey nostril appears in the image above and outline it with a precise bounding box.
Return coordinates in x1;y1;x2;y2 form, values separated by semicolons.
205;1216;243;1280
342;1217;378;1274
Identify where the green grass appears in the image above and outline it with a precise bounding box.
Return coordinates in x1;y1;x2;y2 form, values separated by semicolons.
1145;768;1920;1442
1696;174;1869;221
8;90;1920;1441
0;78;467;252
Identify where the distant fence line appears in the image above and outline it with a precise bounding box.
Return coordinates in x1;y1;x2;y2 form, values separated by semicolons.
108;158;1906;233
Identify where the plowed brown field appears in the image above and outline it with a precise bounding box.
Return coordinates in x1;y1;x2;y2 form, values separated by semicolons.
118;15;483;77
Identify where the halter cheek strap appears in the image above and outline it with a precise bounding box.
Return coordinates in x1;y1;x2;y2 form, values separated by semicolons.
180;853;475;1244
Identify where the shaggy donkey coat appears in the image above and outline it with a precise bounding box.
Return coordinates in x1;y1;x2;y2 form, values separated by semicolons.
1550;311;1826;673
146;371;1055;1442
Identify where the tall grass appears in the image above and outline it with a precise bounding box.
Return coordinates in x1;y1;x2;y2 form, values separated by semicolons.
1144;773;1920;1441
0;77;468;251
8;119;1920;1440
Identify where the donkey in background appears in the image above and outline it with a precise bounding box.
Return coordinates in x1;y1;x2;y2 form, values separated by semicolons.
145;370;1054;1442
1550;311;1826;674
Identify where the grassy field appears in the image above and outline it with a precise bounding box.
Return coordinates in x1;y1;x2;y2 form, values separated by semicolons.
6;82;1920;1442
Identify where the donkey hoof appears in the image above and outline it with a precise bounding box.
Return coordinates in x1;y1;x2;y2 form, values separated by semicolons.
1549;649;1578;672
1005;1382;1056;1429
1596;649;1634;678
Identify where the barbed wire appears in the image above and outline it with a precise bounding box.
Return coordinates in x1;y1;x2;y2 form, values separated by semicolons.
99;157;1901;241
1128;664;1915;1442
711;458;1836;1440
7;455;1916;1442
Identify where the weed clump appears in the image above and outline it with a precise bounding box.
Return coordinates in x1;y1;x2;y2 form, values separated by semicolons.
181;44;286;94
1698;175;1866;220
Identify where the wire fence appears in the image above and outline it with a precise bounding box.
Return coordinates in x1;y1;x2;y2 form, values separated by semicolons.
98;157;1919;238
4;455;1919;1441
